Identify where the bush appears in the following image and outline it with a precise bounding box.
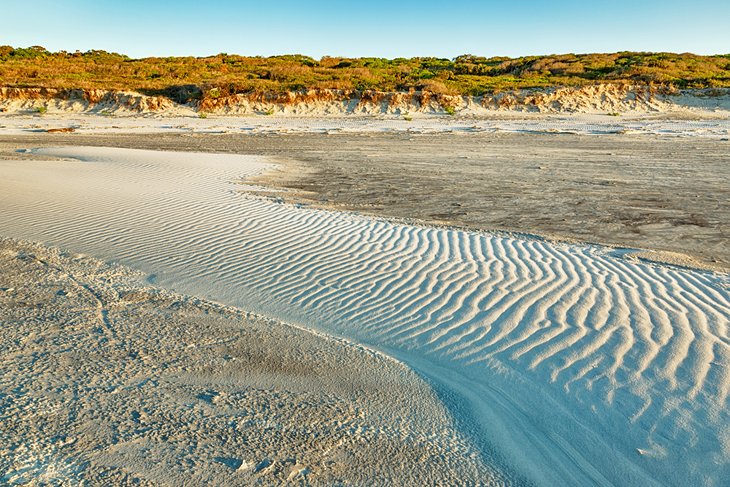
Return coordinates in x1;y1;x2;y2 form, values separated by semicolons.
1;47;728;100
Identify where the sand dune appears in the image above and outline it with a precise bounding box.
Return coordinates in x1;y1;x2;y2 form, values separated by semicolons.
0;147;728;486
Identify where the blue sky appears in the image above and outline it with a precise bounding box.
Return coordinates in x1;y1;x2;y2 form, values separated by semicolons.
3;0;729;59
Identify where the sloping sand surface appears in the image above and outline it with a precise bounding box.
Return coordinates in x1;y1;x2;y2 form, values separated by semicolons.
0;239;499;485
0;147;728;486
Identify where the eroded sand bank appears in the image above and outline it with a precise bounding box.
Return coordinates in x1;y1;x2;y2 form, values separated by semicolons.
0;147;727;486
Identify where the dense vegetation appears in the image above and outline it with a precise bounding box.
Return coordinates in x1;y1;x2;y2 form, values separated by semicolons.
2;46;729;102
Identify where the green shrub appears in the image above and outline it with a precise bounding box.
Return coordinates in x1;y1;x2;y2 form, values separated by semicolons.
1;46;729;99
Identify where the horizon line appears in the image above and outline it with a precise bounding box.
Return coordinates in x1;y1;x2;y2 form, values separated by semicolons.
4;45;730;61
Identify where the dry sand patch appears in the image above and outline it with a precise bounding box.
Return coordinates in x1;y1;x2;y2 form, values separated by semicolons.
0;239;501;485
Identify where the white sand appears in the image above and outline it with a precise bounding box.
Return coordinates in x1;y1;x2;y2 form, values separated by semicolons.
0;239;496;485
1;147;728;486
1;112;730;138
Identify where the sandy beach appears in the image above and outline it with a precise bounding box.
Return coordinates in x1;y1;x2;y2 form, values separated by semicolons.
4;0;730;481
0;136;727;486
2;119;728;270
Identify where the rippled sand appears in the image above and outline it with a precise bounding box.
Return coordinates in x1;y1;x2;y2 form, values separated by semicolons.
1;147;727;486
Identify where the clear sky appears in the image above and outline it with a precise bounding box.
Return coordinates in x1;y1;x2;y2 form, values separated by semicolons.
3;0;729;59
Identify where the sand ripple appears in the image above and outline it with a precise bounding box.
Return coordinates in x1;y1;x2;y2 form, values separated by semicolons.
1;147;728;486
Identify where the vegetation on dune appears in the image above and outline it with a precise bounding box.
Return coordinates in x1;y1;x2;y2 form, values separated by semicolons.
1;46;729;103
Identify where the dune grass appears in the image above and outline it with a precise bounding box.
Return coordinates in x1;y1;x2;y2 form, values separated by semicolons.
2;46;729;103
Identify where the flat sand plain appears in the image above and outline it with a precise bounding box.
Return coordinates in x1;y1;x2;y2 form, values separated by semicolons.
1;131;727;271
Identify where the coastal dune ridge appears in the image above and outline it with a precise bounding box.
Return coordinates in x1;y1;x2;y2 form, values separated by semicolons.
2;84;730;116
3;48;730;117
0;146;727;486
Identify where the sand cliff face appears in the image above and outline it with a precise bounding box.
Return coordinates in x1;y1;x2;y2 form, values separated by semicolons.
0;87;176;114
1;84;730;116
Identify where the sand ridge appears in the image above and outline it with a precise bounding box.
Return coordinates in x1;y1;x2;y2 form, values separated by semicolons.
0;147;727;486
